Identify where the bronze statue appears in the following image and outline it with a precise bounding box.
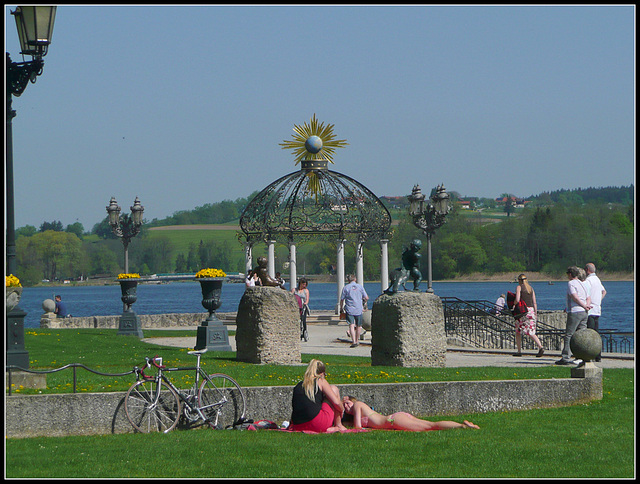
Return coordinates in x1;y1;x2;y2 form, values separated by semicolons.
384;239;423;294
254;256;284;287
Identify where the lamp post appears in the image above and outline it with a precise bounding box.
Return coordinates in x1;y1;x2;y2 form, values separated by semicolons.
408;184;451;293
106;196;144;274
6;6;56;370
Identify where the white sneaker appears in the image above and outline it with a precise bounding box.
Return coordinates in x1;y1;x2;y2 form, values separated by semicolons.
572;359;584;366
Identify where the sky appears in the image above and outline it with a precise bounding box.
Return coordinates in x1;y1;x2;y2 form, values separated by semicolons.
4;4;635;231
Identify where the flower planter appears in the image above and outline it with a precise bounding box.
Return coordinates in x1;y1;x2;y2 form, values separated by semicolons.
197;277;224;323
195;277;231;352
119;279;139;312
117;279;143;338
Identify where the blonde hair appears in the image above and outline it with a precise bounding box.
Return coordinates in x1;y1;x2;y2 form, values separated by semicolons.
517;273;533;294
302;359;326;400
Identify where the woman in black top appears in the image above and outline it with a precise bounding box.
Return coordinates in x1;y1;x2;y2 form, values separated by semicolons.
289;359;346;433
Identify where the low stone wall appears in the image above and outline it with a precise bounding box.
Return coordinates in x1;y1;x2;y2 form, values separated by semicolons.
40;312;226;329
6;373;602;439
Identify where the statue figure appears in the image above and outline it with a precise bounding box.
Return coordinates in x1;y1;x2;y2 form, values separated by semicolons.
254;256;284;287
384;239;423;294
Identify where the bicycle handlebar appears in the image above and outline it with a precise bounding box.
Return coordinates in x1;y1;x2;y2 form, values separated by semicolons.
137;355;165;380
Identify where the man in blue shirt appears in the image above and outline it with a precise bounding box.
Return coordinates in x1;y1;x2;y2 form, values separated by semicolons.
54;295;71;318
340;274;369;348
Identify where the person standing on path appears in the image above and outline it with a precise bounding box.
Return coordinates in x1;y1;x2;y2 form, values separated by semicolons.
584;263;606;362
512;274;544;357
556;266;591;365
340;274;369;348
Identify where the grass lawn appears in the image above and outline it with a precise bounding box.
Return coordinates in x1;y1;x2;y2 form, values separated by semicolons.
5;330;635;478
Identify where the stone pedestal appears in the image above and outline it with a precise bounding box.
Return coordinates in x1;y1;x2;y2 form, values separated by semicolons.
371;292;446;367
235;287;301;365
118;312;144;338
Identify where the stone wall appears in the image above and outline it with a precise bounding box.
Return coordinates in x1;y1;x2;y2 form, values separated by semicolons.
6;373;602;439
40;312;218;329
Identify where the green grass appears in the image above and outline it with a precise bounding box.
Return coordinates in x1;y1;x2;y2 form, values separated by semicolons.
5;367;635;478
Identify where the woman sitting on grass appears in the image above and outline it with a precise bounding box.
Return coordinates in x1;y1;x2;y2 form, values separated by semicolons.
342;396;479;431
288;359;347;433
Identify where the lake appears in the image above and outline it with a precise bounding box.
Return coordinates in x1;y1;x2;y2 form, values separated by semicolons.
18;280;634;334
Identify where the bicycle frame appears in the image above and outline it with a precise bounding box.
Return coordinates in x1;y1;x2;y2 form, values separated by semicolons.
137;353;227;425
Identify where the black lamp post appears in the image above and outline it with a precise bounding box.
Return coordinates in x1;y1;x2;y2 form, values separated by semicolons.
106;196;144;274
408;184;451;293
6;6;56;370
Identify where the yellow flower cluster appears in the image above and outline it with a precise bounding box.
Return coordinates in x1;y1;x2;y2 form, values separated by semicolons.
6;275;21;287
117;273;140;279
195;268;226;278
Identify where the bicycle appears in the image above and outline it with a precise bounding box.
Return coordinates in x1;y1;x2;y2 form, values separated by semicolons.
124;348;246;433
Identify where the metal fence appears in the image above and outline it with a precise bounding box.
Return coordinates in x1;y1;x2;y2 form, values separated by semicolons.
442;297;634;354
6;363;136;396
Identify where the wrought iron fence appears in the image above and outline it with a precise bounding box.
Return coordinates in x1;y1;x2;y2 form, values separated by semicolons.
6;363;136;396
442;297;633;354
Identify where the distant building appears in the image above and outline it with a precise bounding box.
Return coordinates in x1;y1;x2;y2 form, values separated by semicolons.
495;196;528;208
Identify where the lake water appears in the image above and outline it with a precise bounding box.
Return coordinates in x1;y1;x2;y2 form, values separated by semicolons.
18;280;634;334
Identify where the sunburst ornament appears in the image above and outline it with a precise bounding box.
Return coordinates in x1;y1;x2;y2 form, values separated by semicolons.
279;114;348;165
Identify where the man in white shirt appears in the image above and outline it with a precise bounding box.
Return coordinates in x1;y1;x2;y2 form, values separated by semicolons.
585;263;606;362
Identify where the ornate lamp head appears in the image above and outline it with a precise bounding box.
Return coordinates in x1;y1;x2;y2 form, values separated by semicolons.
130;197;144;226
106;197;121;226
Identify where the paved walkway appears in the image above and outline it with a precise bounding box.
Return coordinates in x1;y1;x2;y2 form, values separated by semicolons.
143;321;634;369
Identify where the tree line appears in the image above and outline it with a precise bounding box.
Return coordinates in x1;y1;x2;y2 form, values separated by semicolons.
13;186;634;285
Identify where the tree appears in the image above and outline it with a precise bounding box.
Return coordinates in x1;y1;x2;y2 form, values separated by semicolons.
39;220;64;232
17;230;83;280
66;221;85;240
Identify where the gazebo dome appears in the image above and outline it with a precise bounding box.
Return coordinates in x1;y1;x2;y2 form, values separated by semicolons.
239;159;392;244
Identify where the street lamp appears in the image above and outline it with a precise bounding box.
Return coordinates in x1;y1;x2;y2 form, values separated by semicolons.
106;197;145;274
6;6;56;371
6;5;57;276
407;184;451;293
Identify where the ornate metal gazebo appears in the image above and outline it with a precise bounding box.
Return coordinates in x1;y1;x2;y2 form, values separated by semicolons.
239;115;392;306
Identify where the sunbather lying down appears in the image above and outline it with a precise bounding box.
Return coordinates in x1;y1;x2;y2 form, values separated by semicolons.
342;396;480;431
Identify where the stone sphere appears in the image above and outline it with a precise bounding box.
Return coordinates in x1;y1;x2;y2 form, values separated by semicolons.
570;328;602;361
305;135;323;154
42;298;56;313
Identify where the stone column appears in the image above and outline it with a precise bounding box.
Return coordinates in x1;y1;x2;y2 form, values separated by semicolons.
267;240;276;278
380;238;389;294
244;241;253;275
235;287;301;364
336;239;346;313
288;241;297;291
356;241;364;285
371;291;446;367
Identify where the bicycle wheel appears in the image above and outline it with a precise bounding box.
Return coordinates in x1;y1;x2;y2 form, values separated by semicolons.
125;379;181;433
198;373;246;430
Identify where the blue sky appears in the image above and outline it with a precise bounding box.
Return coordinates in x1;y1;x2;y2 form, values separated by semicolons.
5;5;635;230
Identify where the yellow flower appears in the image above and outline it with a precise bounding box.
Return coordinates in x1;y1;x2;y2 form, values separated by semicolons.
6;275;21;287
117;273;140;279
195;268;226;278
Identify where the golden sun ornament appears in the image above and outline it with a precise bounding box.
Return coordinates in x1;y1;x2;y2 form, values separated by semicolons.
279;114;348;165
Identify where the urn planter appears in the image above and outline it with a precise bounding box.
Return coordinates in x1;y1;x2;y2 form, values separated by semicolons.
117;279;143;338
195;278;232;352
